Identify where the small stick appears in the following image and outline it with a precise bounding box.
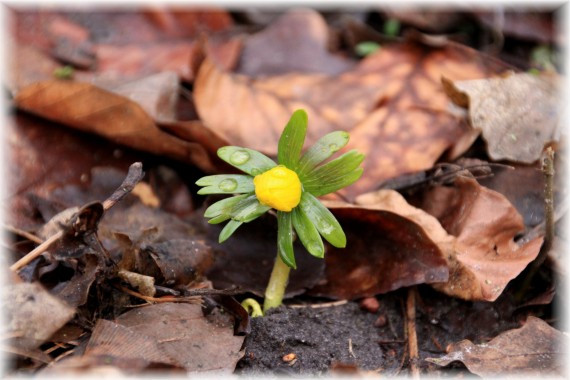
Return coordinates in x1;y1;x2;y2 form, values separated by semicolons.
515;148;556;301
10;162;145;273
3;224;43;244
406;287;420;379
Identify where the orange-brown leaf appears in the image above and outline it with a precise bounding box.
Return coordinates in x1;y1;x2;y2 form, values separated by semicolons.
14;80;227;172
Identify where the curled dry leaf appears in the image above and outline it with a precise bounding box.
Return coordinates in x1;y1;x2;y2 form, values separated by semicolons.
237;9;354;76
194;41;513;200
309;192;449;299
426;317;567;378
442;72;563;163
421;176;543;301
3;282;75;350
14;80;226;173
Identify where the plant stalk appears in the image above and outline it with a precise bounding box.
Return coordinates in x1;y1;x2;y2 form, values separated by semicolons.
263;254;291;312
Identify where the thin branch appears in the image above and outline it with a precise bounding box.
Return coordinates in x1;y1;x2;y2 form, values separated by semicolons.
407;287;420;379
10;162;144;273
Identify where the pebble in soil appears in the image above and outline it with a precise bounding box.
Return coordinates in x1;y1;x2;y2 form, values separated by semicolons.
236;301;405;376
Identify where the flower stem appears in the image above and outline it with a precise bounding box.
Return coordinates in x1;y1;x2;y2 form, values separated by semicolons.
263;253;291;312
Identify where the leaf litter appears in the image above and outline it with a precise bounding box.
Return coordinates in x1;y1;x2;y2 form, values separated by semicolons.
4;6;565;378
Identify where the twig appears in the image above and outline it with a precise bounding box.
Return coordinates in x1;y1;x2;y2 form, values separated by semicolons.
10;162;145;273
9;231;63;272
3;224;43;244
515;148;556;301
406;287;420;379
118;285;202;304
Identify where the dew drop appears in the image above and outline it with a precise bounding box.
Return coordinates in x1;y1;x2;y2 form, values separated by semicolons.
309;242;322;255
329;143;339;152
318;219;334;234
230;150;250;165
250;168;262;176
219;178;238;192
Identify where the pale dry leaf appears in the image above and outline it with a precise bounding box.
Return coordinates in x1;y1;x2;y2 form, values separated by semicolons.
442;72;563;163
426;317;567;378
115;303;245;374
3;282;75;349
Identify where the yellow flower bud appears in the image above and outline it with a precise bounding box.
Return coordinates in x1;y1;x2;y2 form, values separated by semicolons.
253;166;302;212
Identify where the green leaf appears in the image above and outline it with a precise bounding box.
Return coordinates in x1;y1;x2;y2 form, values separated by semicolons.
302;150;364;196
292;207;324;258
204;194;249;219
196;174;254;195
277;211;296;269
219;219;243;243
297;131;350;177
217;146;276;176
299;192;346;248
278;109;307;170
229;194;271;222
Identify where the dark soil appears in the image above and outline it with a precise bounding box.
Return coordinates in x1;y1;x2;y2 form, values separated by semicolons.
236;283;551;377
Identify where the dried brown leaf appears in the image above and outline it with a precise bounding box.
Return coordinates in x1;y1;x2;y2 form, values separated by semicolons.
422;177;543;301
426;317;567;377
194;41;513;200
14;80;224;172
307;192;449;299
442;72;562;163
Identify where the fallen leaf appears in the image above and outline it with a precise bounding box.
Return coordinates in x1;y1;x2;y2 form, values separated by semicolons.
237;9;354;76
421;176;543;301
105;303;245;373
426;317;567;378
307;193;449;299
14;80;225;172
142;239;213;287
442;71;563;163
3;282;75;349
479;164;546;227
194;41;513;200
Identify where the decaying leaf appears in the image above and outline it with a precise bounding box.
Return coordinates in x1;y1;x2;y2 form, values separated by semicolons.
14;80;225;173
194;41;513;200
3;282;75;350
85;303;245;374
237;9;353;76
426;317;567;378
421;176;543;301
442;72;563;163
307;201;449;299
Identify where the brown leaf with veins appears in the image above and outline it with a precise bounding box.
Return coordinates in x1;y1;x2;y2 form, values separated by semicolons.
308;192;449;300
114;303;244;373
14;80;227;173
194;41;513;200
442;72;562;163
426;317;567;378
421;176;543;301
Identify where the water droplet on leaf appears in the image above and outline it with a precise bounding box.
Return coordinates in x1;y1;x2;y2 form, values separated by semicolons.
329;143;339;152
219;178;238;192
309;242;322;255
230;150;250;165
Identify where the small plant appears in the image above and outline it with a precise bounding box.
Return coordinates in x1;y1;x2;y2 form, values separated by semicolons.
196;109;364;315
